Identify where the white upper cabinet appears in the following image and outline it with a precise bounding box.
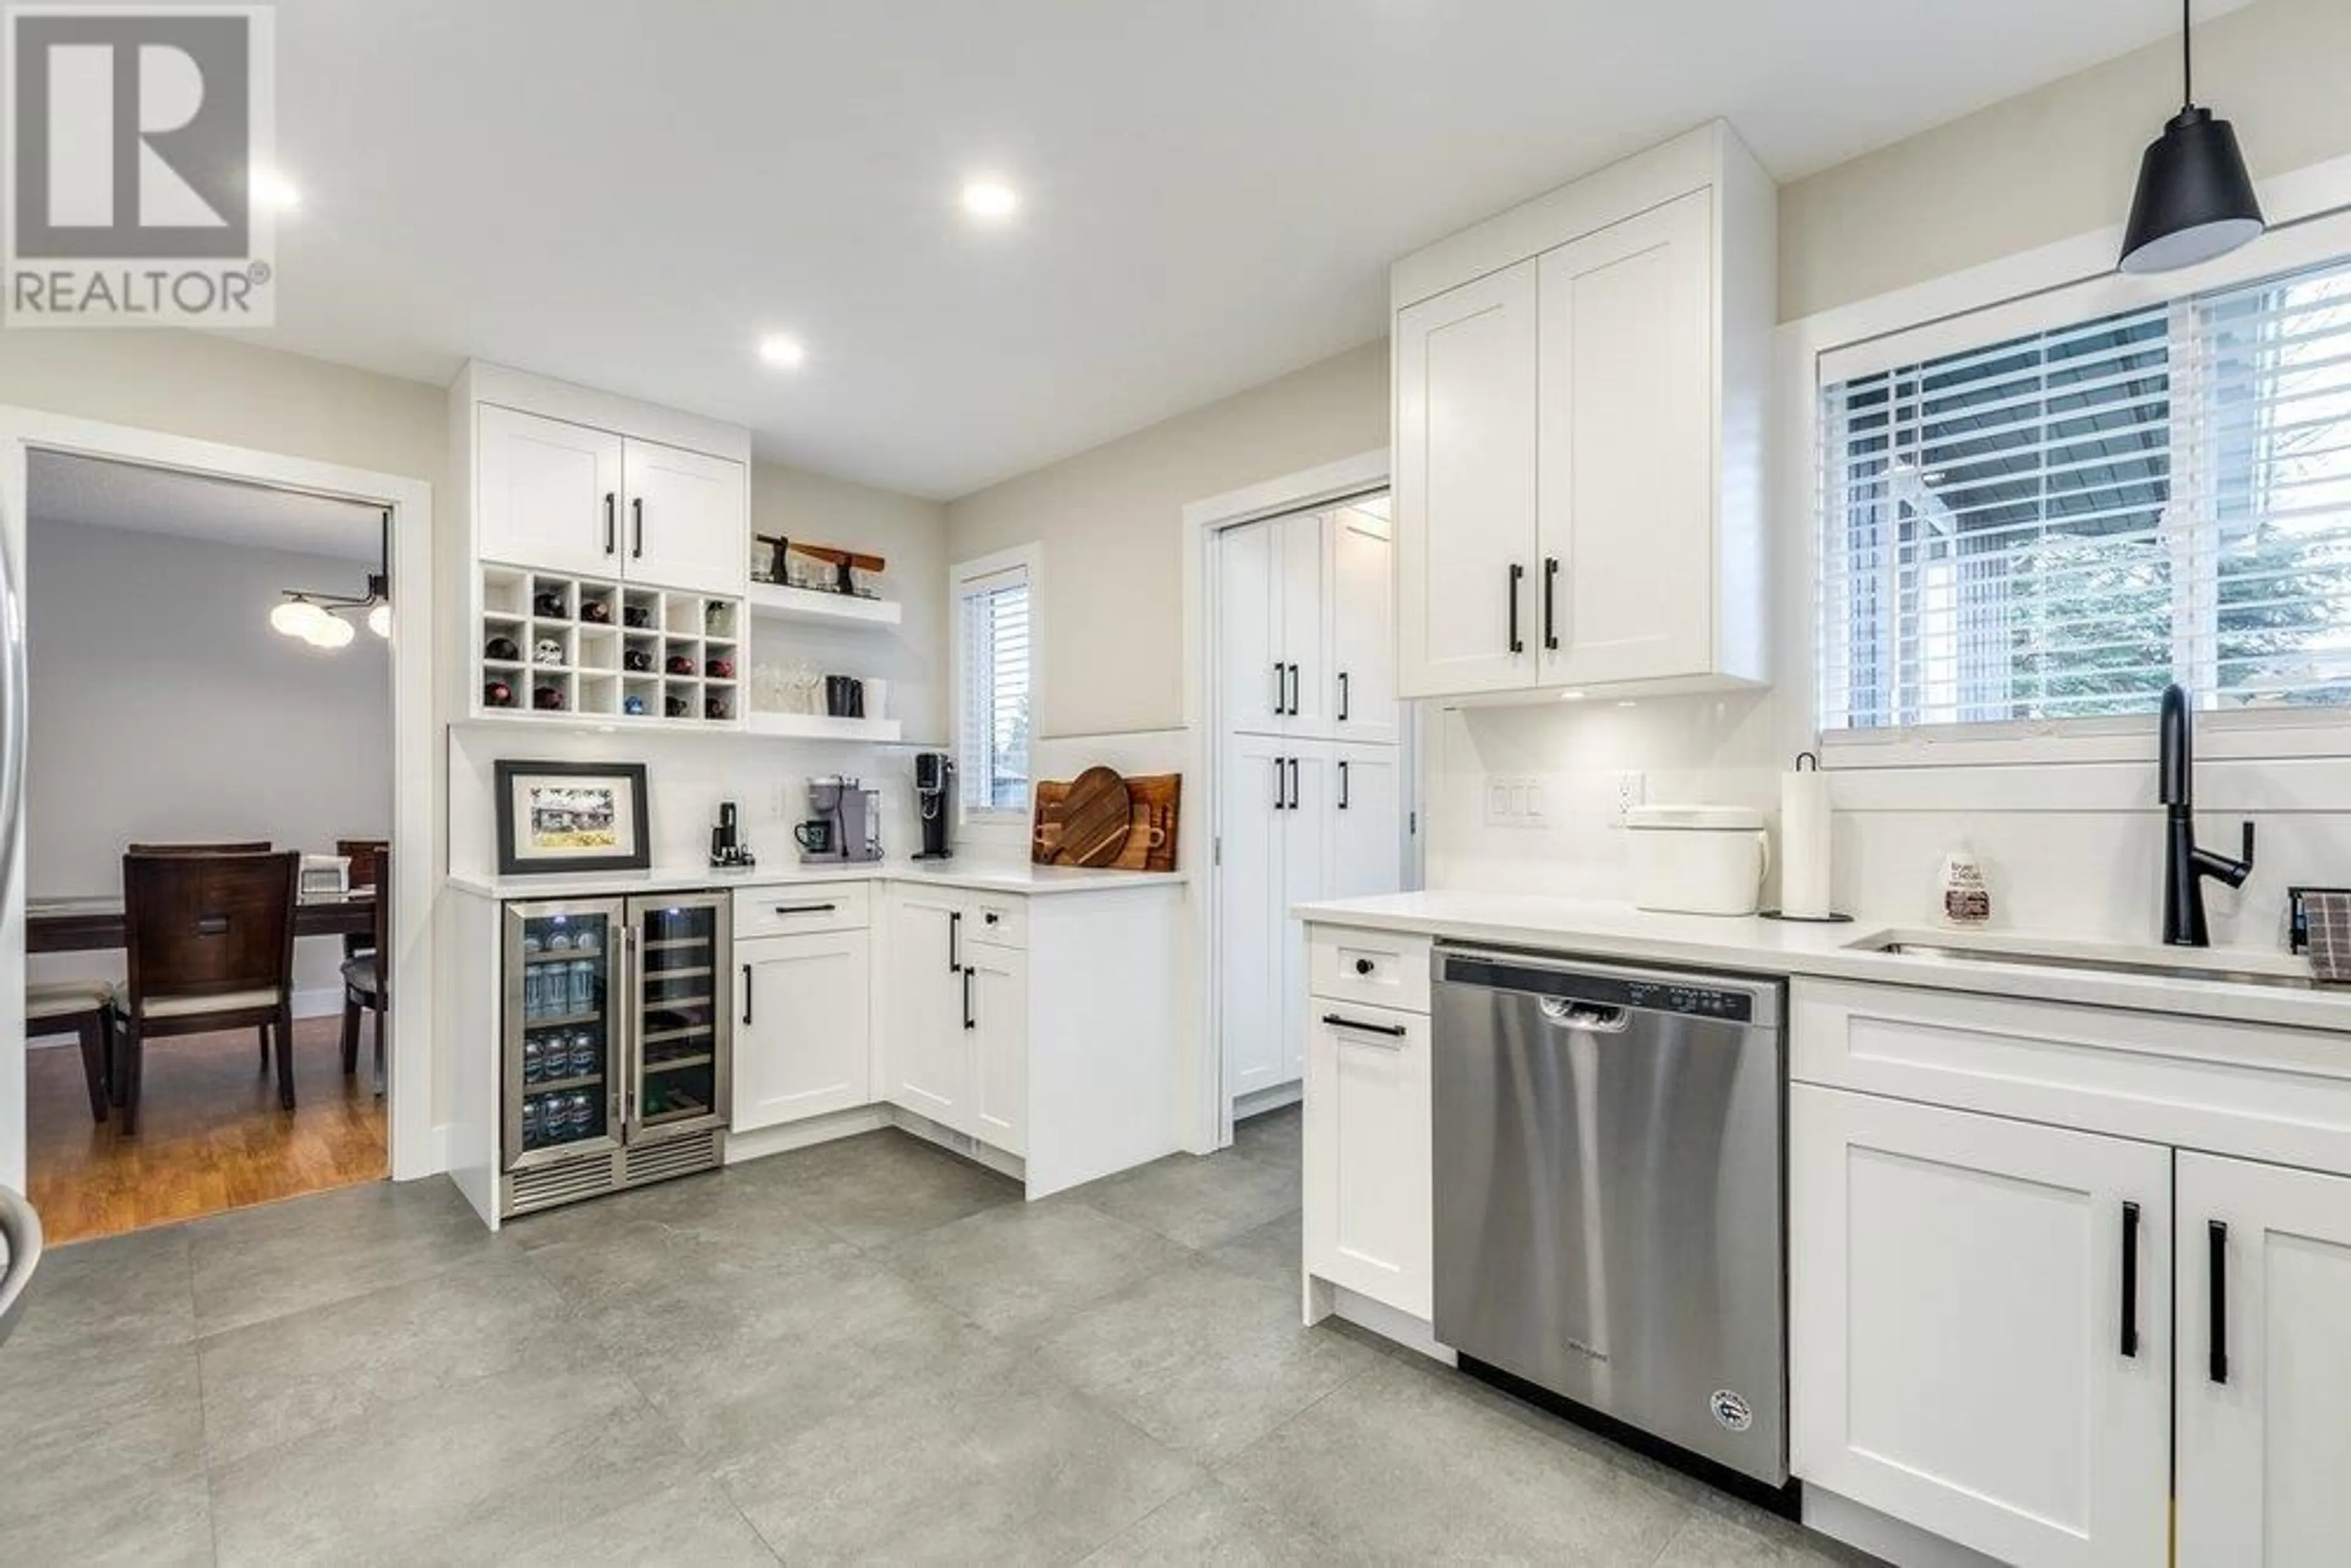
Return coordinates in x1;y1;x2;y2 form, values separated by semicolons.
1392;121;1773;702
1327;505;1398;745
623;437;749;598
1538;189;1714;687
1395;260;1540;699
476;407;625;579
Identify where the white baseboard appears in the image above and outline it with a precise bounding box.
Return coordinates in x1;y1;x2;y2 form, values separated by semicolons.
1801;1487;2007;1568
1234;1081;1302;1120
726;1105;890;1165
1308;1275;1457;1365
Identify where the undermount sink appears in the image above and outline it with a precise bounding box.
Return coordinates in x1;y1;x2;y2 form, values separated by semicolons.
1850;932;2330;992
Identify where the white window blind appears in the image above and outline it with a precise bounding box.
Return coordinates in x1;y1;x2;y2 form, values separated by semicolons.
958;566;1031;812
1818;253;2351;733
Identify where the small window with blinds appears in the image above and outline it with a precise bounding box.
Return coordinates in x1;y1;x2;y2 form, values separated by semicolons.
1818;255;2351;735
956;560;1032;814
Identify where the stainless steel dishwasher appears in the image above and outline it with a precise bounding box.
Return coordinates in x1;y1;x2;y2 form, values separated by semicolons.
1432;945;1787;1486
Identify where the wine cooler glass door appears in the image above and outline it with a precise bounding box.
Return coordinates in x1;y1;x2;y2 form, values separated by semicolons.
628;895;732;1141
504;900;625;1169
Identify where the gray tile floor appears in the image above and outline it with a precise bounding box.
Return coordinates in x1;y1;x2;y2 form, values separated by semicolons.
1;1107;1865;1565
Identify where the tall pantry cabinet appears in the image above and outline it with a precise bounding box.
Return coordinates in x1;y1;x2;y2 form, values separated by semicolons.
1217;500;1405;1103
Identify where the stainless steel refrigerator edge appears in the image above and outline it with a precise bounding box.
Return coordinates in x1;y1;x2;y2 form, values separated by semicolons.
498;893;732;1218
1431;946;1787;1485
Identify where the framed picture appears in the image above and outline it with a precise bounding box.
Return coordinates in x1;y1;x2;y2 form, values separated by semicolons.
494;760;651;876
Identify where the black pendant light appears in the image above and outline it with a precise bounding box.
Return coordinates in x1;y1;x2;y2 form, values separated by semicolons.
2119;0;2263;274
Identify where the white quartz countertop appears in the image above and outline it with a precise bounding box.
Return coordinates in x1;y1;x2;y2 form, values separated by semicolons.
1293;890;2351;1033
446;859;1186;902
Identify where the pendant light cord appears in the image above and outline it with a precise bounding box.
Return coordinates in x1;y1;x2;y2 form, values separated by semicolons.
2182;0;2194;108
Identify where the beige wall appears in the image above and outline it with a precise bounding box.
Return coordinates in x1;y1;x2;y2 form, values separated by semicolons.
945;340;1388;738
1778;0;2351;320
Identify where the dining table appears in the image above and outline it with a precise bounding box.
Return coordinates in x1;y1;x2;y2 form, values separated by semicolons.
26;888;377;954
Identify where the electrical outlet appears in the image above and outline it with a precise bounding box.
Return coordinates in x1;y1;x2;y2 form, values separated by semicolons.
1613;771;1647;825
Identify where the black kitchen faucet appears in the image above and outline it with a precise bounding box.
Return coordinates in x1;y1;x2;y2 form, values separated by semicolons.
2159;683;2255;947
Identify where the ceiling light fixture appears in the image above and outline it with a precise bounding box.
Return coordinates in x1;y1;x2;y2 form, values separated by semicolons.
758;335;806;368
961;179;1019;222
2119;0;2264;274
272;509;391;649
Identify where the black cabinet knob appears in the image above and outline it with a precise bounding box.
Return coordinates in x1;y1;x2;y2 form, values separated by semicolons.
1355;958;1375;976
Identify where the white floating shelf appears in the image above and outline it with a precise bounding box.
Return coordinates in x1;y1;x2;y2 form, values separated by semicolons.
746;582;903;628
745;711;904;743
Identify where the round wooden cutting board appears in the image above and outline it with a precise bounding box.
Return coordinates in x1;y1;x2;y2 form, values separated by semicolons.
1057;767;1133;867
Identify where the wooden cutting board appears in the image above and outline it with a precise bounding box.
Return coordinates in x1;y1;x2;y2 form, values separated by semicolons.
1057;767;1133;867
1032;774;1181;872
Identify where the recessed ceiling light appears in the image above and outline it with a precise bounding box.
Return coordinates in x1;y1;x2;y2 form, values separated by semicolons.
250;170;301;211
961;179;1019;222
758;335;807;369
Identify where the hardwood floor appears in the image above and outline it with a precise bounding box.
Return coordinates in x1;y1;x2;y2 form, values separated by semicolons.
26;1013;386;1244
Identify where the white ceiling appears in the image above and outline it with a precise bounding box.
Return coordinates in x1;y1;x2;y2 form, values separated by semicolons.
28;452;384;565
252;0;2249;499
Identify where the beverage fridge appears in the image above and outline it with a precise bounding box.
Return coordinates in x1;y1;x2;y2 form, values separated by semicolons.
498;894;732;1218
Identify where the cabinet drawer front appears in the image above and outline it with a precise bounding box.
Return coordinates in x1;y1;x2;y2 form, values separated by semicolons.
1309;926;1431;1015
962;896;1027;950
1792;978;2351;1178
732;883;870;938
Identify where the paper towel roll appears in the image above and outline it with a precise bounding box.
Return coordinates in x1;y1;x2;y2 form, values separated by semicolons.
1780;765;1833;919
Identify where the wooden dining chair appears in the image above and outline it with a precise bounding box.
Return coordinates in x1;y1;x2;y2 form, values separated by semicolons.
114;850;299;1135
26;980;115;1123
334;838;389;958
126;842;275;1070
340;846;389;1087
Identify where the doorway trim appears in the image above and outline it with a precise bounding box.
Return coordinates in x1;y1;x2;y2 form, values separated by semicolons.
0;407;437;1188
1179;447;1391;1155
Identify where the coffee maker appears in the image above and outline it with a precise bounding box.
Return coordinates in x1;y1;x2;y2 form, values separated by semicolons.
913;751;955;861
795;776;883;865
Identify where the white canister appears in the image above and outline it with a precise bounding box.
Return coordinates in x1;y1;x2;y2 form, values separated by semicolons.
1625;805;1771;917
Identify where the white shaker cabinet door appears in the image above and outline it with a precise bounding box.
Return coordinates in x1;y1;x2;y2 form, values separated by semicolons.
1395;260;1539;699
1327;503;1398;745
1537;188;1713;688
2176;1152;2351;1568
1325;744;1403;902
622;437;747;596
476;405;624;579
1303;1002;1431;1319
732;931;871;1132
1217;518;1287;738
1790;1086;2171;1568
964;940;1029;1158
883;891;969;1135
1275;509;1332;737
1218;733;1290;1100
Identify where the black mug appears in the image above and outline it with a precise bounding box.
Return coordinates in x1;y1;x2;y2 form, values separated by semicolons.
794;820;833;853
825;675;864;718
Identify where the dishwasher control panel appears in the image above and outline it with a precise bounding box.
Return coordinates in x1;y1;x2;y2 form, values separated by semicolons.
1439;951;1768;1025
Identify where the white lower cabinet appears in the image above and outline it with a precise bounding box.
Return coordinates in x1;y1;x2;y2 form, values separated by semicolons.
1303;1000;1432;1320
2175;1153;2351;1568
732;929;872;1131
964;940;1028;1157
1791;1086;2171;1567
884;890;969;1127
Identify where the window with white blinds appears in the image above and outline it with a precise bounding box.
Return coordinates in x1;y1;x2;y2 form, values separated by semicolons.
956;563;1032;813
1818;253;2351;734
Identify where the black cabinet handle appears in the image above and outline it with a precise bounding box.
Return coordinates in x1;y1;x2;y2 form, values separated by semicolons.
1273;757;1286;811
604;492;617;556
2119;1201;2140;1359
1322;1012;1407;1038
962;966;977;1030
1338;670;1350;723
631;496;644;560
1338;760;1351;811
2209;1220;2229;1384
1286;663;1300;716
1286;757;1300;811
1354;958;1375;976
1543;557;1560;651
742;963;754;1027
1507;563;1525;654
947;910;962;972
771;902;838;917
1272;662;1285;716
984;910;1000;926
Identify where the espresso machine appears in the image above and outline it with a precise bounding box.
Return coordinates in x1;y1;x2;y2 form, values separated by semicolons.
914;751;954;861
795;776;883;865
